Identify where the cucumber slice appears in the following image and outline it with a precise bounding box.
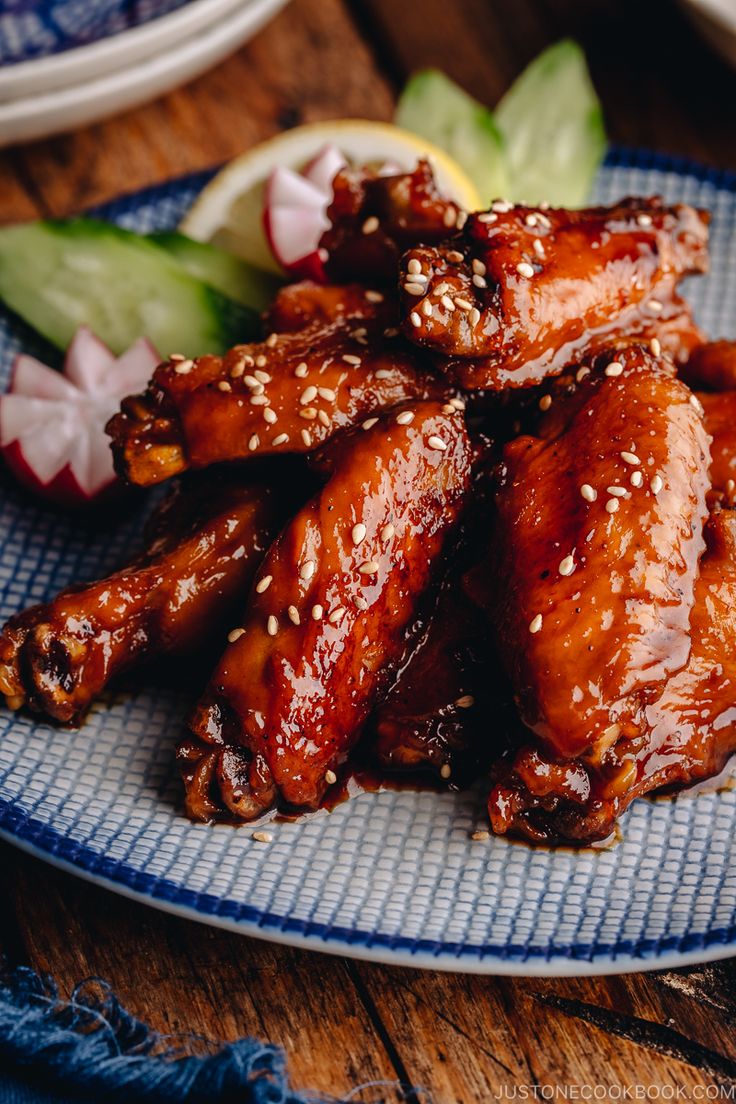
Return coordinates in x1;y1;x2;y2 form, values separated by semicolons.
396;69;509;205
495;39;606;207
0;219;260;358
149;230;282;312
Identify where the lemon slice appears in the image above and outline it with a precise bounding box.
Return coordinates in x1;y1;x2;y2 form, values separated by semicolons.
180;119;482;275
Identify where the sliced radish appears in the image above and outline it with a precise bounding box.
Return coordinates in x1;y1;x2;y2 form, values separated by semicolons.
0;326;159;508
263;143;347;280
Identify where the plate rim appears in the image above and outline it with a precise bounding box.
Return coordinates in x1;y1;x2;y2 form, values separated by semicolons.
2;144;736;977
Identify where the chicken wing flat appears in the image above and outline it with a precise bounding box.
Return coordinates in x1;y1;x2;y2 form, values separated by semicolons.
182;400;472;821
398;198;709;390
488;509;736;843
264;281;393;333
0;473;285;725
469;345;711;768
320;160;464;286
370;574;495;786
108;320;445;487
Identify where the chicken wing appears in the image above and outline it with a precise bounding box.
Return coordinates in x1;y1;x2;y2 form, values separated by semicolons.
264;281;393;333
0;472;287;725
488;509;736;843
108;320;445;486
182;400;472;821
398;198;709;389
681;339;736;391
469;345;711;768
701;391;736;506
320;160;464;286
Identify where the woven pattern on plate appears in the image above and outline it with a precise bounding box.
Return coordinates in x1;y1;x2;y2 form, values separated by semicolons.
1;151;736;973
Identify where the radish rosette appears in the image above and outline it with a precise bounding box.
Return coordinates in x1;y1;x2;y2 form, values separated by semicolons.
0;326;159;507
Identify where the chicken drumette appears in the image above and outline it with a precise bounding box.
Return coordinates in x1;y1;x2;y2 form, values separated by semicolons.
181;401;471;821
398;198;708;389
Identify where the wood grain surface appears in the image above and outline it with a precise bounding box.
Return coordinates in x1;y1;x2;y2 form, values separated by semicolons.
1;0;736;1099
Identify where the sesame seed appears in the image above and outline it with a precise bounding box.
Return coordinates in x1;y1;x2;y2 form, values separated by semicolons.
363;215;380;234
404;282;425;296
227;627;245;643
252;831;272;844
727;479;736;496
471;830;490;841
329;606;346;624
469;307;481;325
300;560;316;581
427;435;448;451
456;211;468;229
440;763;452;779
255;355;267;368
242;355;255;367
396;410;414;425
374;368;391;380
447;250;464;264
272;433;289;446
381;523;395;541
407;257;422;274
441;294;456;312
318;410;331;428
256;575;273;594
266;334;278;348
169;353;185;362
342;354;361;365
255;369;271;384
294;361;309;378
453;297;472;312
455;694;475;708
537;210;551;225
300;385;318;404
516;262;535;278
311;604;323;621
576;366;591;383
637;213;653;227
650;474;663;494
650;337;662;357
354;596;368;611
230;361;245;378
492;199;513;212
365;290;384;303
299;407;317;420
533;239;545;258
472;273;488;288
318;387;336;401
605;498;620;513
421;300;433;317
263;407;277;424
559;555;575;576
174;359;194;374
477;212;497;223
620;451;639;465
250;393;268;405
287;605;300;626
649;299;663;313
352;523;367;546
472;258;487;276
435;282;452;295
525;213;538;227
358;561;380;576
266;615;278;636
580;484;597;502
529;614;543;634
218;380;232;392
449;396;466;411
410;311;422;327
248;434;259;451
362;417;378;430
630;470;644;488
325;769;337;785
607;485;627;497
605;361;624;377
539;394;552;411
443;207;457;227
244;374;262;390
301;429;312;447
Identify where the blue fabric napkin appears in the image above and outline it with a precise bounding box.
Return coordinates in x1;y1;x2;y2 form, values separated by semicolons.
0;966;331;1103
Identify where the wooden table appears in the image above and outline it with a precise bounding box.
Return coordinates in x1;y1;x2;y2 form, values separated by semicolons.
2;0;736;1098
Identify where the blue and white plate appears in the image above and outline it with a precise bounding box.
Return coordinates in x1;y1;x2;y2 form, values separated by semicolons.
1;149;735;977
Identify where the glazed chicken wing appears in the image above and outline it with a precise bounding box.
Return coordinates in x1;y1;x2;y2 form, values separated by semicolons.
0;473;286;725
469;345;711;769
264;281;393;333
701;391;736;506
681;339;736;391
320;160;464;286
182;401;472;821
108;320;445;486
398;198;708;389
489;509;736;843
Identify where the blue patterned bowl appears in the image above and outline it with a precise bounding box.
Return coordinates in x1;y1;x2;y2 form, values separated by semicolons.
1;150;736;976
0;0;191;64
